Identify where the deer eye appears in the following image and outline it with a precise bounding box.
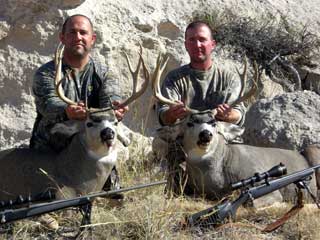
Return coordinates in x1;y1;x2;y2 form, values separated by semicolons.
187;122;194;128
93;118;102;123
207;120;216;126
86;122;94;128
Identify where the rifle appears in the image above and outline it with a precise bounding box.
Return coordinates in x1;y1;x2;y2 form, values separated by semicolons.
0;180;166;228
187;163;320;230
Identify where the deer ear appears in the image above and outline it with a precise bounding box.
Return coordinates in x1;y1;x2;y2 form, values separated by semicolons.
216;122;244;143
50;120;81;137
156;125;183;142
116;122;131;147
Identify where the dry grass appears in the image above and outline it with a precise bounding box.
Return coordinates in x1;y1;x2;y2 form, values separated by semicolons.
1;144;320;240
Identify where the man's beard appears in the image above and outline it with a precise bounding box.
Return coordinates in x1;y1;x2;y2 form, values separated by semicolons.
191;54;207;63
69;46;90;58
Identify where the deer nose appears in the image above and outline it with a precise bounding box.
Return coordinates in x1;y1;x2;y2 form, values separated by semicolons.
199;130;213;143
100;128;115;141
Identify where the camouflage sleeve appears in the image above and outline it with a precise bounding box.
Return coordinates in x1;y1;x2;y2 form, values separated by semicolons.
223;71;247;126
32;62;68;122
98;70;121;108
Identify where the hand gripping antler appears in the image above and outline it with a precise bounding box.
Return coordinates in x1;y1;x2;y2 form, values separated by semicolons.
118;45;149;109
54;43;149;110
151;54;258;117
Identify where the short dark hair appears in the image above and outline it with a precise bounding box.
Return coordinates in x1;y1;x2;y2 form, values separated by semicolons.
61;14;94;34
185;21;213;40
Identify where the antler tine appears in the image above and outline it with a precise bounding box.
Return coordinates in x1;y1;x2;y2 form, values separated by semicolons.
118;46;149;108
151;53;176;106
137;44;150;88
231;58;258;107
236;56;248;98
123;46;142;92
54;43;77;106
151;53;201;115
54;42;64;69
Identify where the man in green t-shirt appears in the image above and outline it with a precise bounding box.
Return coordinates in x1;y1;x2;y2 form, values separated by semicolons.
158;21;246;126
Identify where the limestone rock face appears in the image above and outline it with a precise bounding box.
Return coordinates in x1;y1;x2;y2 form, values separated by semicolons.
243;91;320;151
1;0;320;150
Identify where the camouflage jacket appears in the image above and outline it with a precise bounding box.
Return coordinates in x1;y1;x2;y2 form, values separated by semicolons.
30;57;120;152
158;64;246;126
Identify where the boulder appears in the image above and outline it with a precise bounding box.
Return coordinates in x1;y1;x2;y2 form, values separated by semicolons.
243;91;320;151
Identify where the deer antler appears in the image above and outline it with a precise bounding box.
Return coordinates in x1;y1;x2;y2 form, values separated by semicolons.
152;53;173;105
117;45;149;108
151;54;258;119
151;53;201;114
54;43;149;111
54;43;77;106
231;58;258;107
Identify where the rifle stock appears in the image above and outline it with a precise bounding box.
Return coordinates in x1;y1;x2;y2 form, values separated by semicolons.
187;164;320;228
0;180;166;225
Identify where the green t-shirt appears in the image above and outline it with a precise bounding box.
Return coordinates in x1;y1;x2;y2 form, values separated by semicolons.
158;64;246;126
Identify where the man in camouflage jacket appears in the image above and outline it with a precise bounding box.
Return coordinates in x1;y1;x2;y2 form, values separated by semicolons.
30;14;128;152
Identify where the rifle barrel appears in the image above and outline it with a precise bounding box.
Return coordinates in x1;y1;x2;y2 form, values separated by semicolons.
0;180;167;224
250;165;320;199
90;180;167;199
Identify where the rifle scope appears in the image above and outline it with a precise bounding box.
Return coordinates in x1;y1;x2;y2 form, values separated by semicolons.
0;190;55;209
231;163;287;190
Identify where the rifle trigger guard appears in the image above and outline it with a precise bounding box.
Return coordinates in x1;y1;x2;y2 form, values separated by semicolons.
248;192;254;202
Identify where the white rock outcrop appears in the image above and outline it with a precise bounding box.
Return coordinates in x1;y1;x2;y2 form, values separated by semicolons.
243;91;320;151
1;0;320;150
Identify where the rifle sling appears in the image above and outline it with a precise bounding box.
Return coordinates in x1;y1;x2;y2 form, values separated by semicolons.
262;190;304;233
262;204;303;232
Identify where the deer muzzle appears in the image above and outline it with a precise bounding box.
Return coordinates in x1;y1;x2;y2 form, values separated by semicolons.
100;127;115;147
197;129;213;147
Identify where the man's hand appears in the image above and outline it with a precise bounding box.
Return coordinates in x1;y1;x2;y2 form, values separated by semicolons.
65;102;87;120
113;101;129;121
215;103;241;124
161;101;188;125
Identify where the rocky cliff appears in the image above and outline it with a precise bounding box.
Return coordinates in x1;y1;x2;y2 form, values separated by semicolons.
1;0;320;149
